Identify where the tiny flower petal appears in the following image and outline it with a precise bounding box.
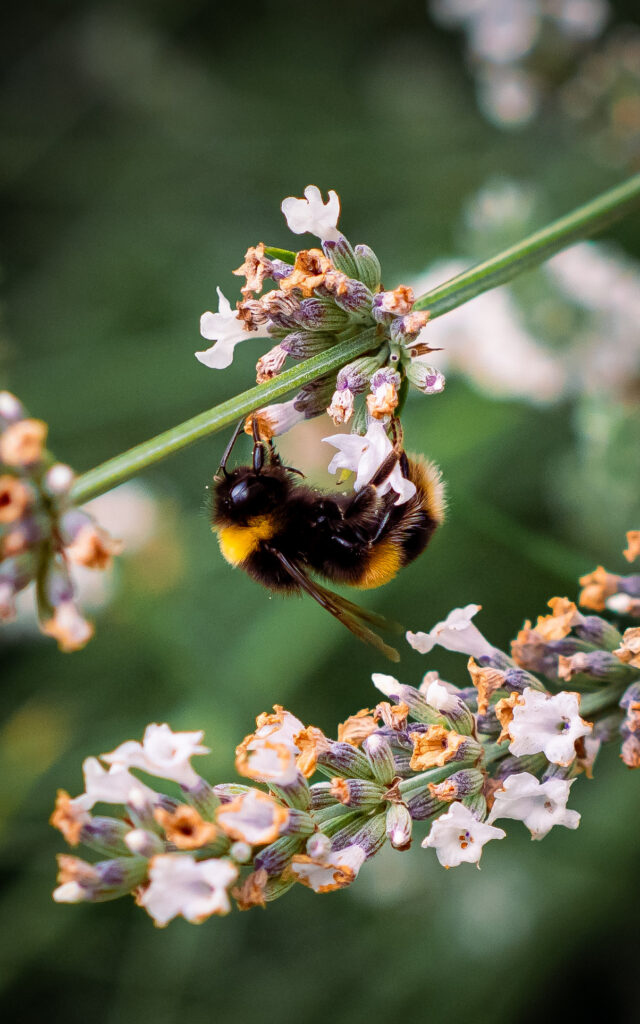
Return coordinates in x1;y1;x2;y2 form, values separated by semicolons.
407;604;499;659
196;288;262;369
73;757;158;811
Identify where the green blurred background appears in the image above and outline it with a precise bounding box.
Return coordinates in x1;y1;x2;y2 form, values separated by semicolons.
1;1;640;1021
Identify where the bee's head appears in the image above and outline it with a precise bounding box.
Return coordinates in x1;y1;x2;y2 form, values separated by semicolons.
213;466;288;523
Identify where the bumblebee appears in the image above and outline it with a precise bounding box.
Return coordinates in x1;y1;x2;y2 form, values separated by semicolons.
211;419;445;661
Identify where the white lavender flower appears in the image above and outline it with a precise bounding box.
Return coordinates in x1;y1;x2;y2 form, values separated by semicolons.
422;801;506;867
139;854;238;925
323;420;416;505
487;772;581;840
102;723;210;789
281;185;341;242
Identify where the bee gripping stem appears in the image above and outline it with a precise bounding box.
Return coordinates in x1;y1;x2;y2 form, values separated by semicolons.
69;175;640;505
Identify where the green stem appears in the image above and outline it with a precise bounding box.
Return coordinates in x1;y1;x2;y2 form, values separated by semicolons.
414;174;640;316
71;175;640;505
70;332;377;505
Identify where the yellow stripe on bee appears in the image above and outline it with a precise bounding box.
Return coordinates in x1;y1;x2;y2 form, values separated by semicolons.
216;515;277;566
350;540;402;590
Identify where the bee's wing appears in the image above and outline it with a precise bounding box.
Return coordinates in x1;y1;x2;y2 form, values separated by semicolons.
268;548;401;663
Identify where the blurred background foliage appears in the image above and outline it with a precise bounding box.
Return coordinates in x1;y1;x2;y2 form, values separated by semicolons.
1;1;640;1021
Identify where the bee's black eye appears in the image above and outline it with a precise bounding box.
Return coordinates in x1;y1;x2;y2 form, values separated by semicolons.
230;480;255;505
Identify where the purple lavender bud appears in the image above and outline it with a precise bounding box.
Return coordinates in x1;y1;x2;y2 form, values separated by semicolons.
575;615;623;651
213;783;252;804
404;361;445;395
316;741;374;780
269;775;311;811
89;857;147;896
280;330;338;358
322;235;359;278
309;783;336;810
58;509;93;546
432;768;485;801
329;279;373;317
389;311;430;345
362;733;397;786
502;666;545;693
80;817;130;858
391;751;414;778
1;552;38;592
270;259;296;281
43;556;75;607
296;297;349;331
279;809;314;837
293;375;336;419
495;753;548;779
620;683;640;711
542;762;574;782
405;792;447;820
371;286;414;325
476;711;501;736
593;711;624;742
618;574;640;596
330;777;386;809
180;777;219;819
386;803;412;850
372;678;443;726
477;650;512;670
370;367;402;391
331;811;387;857
353;244;381;291
336;351;387;393
254;835;305;877
262;291;302;329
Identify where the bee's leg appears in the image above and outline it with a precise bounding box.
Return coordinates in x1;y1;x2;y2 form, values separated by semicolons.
215;417;246;479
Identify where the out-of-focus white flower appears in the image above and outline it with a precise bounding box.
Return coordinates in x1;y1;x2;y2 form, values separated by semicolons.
506;688;592;765
422;801;506;867
102;723;210;789
197;287;262;369
323;420;416;506
281;185;341;242
488;772;581;839
139;854;238;925
407;604;500;660
412;260;566;404
73;757;158;811
477;64;539;127
41;602;94;653
216;789;289;846
287;843;366;892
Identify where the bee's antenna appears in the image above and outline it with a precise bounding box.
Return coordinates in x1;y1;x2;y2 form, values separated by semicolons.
217;417;246;478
